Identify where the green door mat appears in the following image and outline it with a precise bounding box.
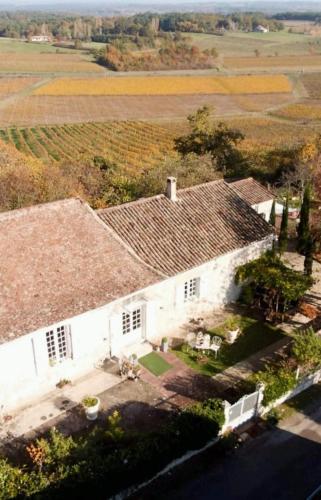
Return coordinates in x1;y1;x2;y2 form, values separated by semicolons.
139;352;172;376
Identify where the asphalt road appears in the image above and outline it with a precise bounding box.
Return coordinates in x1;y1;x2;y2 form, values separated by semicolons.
143;405;321;500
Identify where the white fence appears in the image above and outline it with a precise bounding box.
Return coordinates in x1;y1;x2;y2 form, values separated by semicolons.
222;368;321;431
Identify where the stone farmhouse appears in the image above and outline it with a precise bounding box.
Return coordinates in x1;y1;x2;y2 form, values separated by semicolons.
0;177;274;413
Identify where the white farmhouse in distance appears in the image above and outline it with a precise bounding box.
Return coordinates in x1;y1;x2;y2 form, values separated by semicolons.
0;177;274;413
30;35;51;42
254;25;269;33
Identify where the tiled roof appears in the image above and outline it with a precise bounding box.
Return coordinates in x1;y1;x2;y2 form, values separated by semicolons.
229;177;274;206
0;199;160;344
98;180;273;277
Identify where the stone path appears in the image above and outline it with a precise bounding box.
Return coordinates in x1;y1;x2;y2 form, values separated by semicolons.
0;369;120;440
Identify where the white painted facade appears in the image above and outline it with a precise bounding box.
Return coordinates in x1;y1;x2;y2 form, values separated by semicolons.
251;199;273;222
0;235;273;414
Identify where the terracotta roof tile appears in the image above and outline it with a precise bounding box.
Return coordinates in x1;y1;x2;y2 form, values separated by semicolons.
0;199;160;344
229;177;274;206
98;180;273;276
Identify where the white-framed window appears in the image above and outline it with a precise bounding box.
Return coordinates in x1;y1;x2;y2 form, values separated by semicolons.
122;308;142;335
46;325;70;364
184;278;199;302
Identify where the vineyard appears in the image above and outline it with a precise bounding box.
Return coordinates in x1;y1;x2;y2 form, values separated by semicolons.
34;74;292;96
272;102;321;121
222;117;321;151
0;53;103;74
224;55;321;69
0;76;40;95
301;73;321;98
0;121;176;170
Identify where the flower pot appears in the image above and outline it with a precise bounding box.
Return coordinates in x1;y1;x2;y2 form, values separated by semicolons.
161;341;168;353
84;397;100;421
226;329;239;344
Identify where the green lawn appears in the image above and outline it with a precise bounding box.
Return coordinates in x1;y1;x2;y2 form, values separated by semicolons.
0;37;77;54
139;352;173;377
173;315;285;377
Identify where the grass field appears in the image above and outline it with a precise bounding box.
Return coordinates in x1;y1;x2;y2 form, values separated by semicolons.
190;30;321;56
34;75;292;95
224;55;321;69
0;37;75;53
0;121;175;168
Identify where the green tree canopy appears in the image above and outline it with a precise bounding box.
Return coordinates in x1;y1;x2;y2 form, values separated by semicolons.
235;251;313;317
174;106;247;176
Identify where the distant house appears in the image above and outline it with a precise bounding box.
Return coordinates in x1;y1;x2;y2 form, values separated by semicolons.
254;25;269;33
30;35;51;43
0;178;274;413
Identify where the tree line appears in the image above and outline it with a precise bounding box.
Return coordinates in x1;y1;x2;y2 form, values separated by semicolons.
0;11;283;41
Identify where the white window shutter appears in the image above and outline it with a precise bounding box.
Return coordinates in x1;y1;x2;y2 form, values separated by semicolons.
175;282;185;308
145;300;158;340
199;275;209;300
110;314;121;339
109;313;122;357
67;326;73;359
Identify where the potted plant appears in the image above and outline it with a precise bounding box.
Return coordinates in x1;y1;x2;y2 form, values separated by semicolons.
82;396;100;421
129;353;138;366
161;337;169;353
226;328;240;344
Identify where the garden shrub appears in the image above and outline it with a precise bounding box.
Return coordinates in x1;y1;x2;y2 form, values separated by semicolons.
0;398;224;499
292;328;321;370
253;366;297;406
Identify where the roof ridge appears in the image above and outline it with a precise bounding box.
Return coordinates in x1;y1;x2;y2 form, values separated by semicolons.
97;179;225;215
0;197;82;222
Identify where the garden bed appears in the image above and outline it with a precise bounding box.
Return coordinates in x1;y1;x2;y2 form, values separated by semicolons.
173;315;285;377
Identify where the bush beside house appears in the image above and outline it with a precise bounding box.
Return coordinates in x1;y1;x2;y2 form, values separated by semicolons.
0;399;224;499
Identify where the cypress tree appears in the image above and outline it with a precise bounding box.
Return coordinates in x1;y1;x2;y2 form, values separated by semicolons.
278;195;289;254
297;184;311;255
269;199;276;227
304;235;314;276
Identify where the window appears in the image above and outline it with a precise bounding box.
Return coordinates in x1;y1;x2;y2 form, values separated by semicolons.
184;278;198;302
122;308;142;335
46;325;70;363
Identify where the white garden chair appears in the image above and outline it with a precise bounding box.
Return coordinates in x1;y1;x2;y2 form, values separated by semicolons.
195;331;204;349
203;334;211;350
210;336;222;358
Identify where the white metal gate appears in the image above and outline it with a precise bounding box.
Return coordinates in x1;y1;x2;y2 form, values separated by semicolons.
224;388;262;430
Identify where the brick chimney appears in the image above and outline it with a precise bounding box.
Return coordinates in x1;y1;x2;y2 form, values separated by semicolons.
166;177;177;202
